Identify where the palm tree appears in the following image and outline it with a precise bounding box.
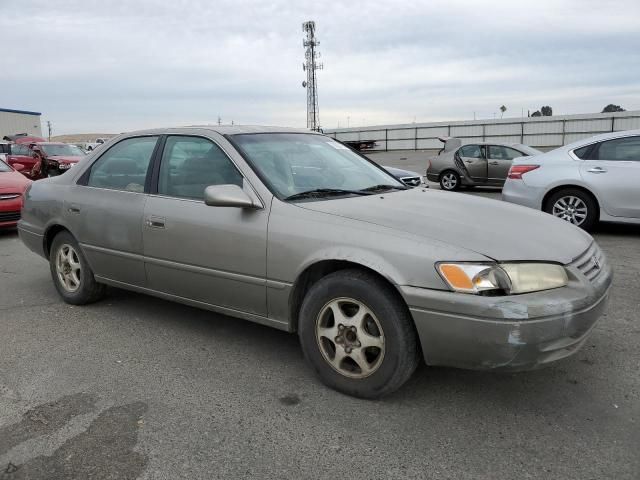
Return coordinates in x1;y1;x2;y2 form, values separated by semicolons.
500;105;507;118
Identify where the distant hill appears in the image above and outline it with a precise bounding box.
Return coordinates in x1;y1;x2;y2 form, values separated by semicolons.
51;133;116;143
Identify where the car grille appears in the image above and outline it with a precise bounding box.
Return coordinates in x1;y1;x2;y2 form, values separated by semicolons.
570;242;606;282
400;176;422;187
0;211;21;223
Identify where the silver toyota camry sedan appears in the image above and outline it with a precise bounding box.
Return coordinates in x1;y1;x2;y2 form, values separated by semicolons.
18;126;612;398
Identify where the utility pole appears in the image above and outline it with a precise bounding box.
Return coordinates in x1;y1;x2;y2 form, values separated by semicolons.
47;121;52;141
302;21;323;131
217;116;222;126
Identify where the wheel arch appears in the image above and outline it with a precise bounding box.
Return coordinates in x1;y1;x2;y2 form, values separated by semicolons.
43;224;73;259
542;184;601;219
288;259;409;333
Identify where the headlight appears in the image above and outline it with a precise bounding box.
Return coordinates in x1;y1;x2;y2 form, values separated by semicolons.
59;163;71;170
437;262;568;295
500;263;568;294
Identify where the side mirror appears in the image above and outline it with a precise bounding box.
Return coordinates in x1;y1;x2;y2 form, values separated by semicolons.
204;184;260;209
13;163;25;172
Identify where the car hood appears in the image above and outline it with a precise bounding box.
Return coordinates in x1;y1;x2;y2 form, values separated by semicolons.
296;188;592;263
0;171;30;191
383;166;421;178
47;155;81;163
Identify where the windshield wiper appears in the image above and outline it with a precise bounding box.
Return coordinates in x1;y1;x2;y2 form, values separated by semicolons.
284;188;372;201
359;184;407;192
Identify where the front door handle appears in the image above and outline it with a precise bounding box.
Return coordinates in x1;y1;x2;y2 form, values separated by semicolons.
145;216;166;229
464;159;474;163
587;167;607;174
68;204;81;214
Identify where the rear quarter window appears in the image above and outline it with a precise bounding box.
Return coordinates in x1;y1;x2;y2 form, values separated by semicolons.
573;145;591;159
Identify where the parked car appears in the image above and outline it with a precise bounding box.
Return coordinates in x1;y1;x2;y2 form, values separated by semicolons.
382;166;423;187
7;142;85;179
19;126;611;398
3;134;46;143
0;159;31;228
83;137;110;151
0;142;11;162
503;130;640;231
426;137;541;191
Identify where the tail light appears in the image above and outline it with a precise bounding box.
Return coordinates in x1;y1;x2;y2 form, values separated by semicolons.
508;165;539;179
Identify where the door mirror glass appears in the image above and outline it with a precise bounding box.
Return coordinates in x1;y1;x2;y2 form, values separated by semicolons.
204;184;258;208
12;163;25;172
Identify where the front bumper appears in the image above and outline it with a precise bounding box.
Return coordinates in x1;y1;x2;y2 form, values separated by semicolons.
400;256;612;371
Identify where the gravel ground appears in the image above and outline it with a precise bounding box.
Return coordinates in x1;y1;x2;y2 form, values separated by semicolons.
0;184;638;479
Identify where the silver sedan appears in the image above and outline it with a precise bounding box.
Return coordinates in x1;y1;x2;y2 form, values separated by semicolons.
502;129;640;231
19;126;612;398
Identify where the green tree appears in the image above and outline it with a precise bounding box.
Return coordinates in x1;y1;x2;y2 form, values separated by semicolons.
541;106;553;116
500;105;507;118
602;104;625;113
531;110;542;117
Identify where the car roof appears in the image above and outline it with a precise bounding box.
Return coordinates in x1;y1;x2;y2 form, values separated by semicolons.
119;125;317;136
463;141;529;147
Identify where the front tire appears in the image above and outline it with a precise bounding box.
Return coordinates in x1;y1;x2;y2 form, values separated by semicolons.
298;269;420;399
544;188;598;231
439;170;461;191
49;231;106;305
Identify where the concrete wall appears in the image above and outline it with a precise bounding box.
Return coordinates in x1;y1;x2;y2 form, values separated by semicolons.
326;110;640;152
0;108;43;140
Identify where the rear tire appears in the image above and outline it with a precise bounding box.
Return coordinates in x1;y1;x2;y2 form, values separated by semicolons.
439;170;461;191
298;269;420;399
544;188;598;231
49;231;106;305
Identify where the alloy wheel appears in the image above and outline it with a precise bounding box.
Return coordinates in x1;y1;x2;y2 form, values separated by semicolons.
315;297;385;379
441;173;458;190
552;196;588;226
55;244;82;292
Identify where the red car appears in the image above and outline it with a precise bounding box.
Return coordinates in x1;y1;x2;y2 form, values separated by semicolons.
0;160;31;228
7;141;85;180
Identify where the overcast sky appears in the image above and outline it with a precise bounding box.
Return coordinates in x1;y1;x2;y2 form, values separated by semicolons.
2;0;639;134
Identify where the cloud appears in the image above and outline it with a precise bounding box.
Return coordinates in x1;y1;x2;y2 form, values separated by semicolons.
1;0;638;133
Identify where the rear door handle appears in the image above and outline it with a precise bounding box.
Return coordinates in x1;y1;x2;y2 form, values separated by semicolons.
587;167;607;173
145;216;166;229
489;161;499;165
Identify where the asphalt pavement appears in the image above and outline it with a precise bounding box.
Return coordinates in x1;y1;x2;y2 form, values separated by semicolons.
0;187;639;479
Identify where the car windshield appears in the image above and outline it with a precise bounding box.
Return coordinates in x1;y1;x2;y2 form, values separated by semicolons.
0;160;12;172
40;144;85;156
232;133;405;199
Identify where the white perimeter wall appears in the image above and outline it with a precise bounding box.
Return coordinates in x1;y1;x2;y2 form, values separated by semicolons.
325;110;640;152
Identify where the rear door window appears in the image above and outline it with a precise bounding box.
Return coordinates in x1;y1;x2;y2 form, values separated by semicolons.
459;145;483;158
87;136;159;192
592;136;640;161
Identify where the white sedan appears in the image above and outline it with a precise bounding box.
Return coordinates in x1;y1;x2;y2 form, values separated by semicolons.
502;129;640;231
